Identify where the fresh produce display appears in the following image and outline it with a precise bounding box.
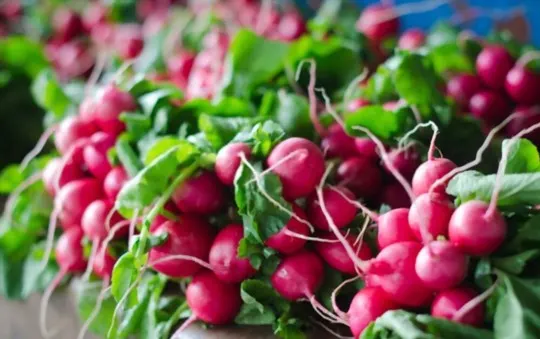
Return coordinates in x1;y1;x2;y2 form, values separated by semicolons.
2;1;540;339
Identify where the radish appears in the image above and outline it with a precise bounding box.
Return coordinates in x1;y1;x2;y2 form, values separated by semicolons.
81;199;127;241
54;115;97;154
307;186;357;231
265;204;310;254
42;157;85;196
209;224;256;283
356;4;399;44
354;137;378;160
115;24;144;60
103;166;129;201
336;157;382;199
506;106;540;145
56;178;104;229
321;124;358;159
82;2;108;32
397;28;425;50
149;216;215;278
367;241;433;307
347;99;371;113
95;84;137;135
380;183;411;209
412;158;457;196
167;51;196;89
172;171;226;215
215;142;252;185
446;74;483;108
83;132;115;179
53;40;95;80
347;287;400;337
476;46;514;90
469;90;512;126
184;271;242;325
149;202;179;232
315;232;373;275
415;240;468;290
92;247;117;279
271;250;324;301
448;200;506;256
267;138;325;200
408;193;454;242
383;147;420;181
377;208;416;249
431;287;484;326
52;8;84;42
505;65;540;105
277;12;306;41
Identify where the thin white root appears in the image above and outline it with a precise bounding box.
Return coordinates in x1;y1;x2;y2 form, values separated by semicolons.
148;254;213;271
82;239;99;282
99;219;133;260
85;51;108;96
328;185;380;222
171;314;198;339
411;106;422;124
452;280;499;323
128;209;140;249
76;280;110;339
398;121;439;151
331;276;359;321
342;69;369;110
39;270;65;339
295;59;326;136
39;207;60;274
256;149;309;179
20;125;57;171
308;295;348;325
3;171;42;226
311;318;353;339
255;0;273;35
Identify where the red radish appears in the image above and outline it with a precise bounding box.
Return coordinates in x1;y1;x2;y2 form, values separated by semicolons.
172;171;226;215
54;116;97;154
93;247;117;279
202;29;230;49
408;193;454;242
398;28;425;50
476;46;514;90
115;24;144;60
271;250;324;301
42;157;85;195
209;224;256;283
506;106;540;145
55;228;88;273
336;157;382;199
356;4;399;44
267;138;325;200
412;158;457;196
265;204;310;255
81;199;127;241
54;40;95;80
415;240;468;290
79;97;98;122
149;216;215;278
307;186;357;231
52;8;84;42
347;99;371;112
315;232;372;275
446;74;483;108
377;208;416;249
185;271;242;325
149;202;179;232
103;167;129;201
82;2;108;32
431;287;484;326
90;22;116;46
321;124;358;159
469;90;512;126
95;84;137;135
448;200;506;256
347;287;400;337
215;142;252;185
277;12;306;41
367;241;433;307
83;132;115;179
383;147;420;180
380;183;411;209
505;65;540;105
0;1;22;21
167;51;196;88
354;138;378;160
55;179;104;229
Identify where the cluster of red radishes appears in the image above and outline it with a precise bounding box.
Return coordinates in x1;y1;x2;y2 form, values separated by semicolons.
0;0;21;36
447;45;540;144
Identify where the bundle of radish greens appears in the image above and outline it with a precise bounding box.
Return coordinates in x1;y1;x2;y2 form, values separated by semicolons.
1;1;540;339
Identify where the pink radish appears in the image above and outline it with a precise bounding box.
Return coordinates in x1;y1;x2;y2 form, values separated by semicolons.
476;46;514;90
415;240;468;290
446;74;483;108
52;8;84;42
408;193;454;242
356;4;399;44
431;287;484;326
42;157;85;196
172;171;226;215
307;186;357;231
271;250;324;301
448;200;506;256
336;157;382;199
54;116;97;154
347;287;400;337
383;147;420;181
95;84;137;135
315;232;373;275
267;138;325;200
277;12;306;41
506;106;540;145
469;90;512;126
354;137;378;160
103;167;129;201
367;241;433;307
377;208;416;249
397;28;425;50
167;51;196;88
321;124;358;159
265;204;310;255
215;142;252;185
81;199;127;241
209;224;256;283
505;65;540;105
93;247;117;280
115;24;144;60
55;178;104;229
83;132;115;179
412;158;457;196
149;216;215;278
82;2;108;32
